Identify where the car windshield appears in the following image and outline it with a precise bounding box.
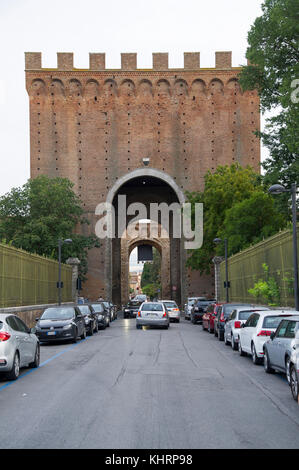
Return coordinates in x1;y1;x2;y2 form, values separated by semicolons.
141;303;163;312
103;302;109;308
239;311;256;321
263;316;288;329
164;302;177;308
224;305;251;317
78;306;90;315
91;304;104;313
41;307;74;320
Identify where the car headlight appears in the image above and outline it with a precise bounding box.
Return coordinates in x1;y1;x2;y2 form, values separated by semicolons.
63;324;73;330
97;314;104;320
84;318;90;324
124;309;130;312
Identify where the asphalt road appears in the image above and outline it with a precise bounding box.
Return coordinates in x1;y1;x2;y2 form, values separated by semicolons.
1;315;299;449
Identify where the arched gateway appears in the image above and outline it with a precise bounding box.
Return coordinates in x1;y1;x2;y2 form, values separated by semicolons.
25;51;260;304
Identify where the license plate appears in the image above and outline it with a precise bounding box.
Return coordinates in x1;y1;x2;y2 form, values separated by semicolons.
147;313;157;317
47;331;56;336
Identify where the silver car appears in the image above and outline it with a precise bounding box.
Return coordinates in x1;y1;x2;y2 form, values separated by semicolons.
0;314;40;380
264;316;299;386
161;300;180;323
136;302;169;329
224;306;270;350
289;323;299;401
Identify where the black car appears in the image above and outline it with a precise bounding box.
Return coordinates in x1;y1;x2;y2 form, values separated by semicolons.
35;306;86;343
90;303;110;329
102;301;114;322
123;300;141;318
77;304;98;335
191;299;215;324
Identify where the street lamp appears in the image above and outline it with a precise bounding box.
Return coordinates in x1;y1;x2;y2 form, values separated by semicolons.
214;237;229;303
268;182;298;311
58;238;73;305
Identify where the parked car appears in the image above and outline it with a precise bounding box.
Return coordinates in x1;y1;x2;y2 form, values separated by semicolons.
77;304;98;335
102;301;114;322
263;316;299;385
214;303;254;341
161;300;180;322
289;325;299;401
90;303;110;329
0;314;40;380
202;303;223;333
136;302;169;329
184;297;203;320
224;306;270;350
35;306;87;344
238;310;298;364
124;298;144;318
191;299;215;324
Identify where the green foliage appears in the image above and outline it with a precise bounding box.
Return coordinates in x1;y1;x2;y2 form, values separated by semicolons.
141;283;161;300
239;0;299;201
248;263;281;306
141;248;161;288
0;175;100;281
186;164;264;273
219;191;286;255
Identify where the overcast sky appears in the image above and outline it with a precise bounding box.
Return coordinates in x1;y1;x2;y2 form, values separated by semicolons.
0;0;266;198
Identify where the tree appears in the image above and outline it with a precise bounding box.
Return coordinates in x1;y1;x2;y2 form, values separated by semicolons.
239;0;299;209
0;176;100;280
141;247;161;288
218;191;286;255
186;164;263;273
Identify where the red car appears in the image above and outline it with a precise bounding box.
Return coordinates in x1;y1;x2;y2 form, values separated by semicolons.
202;303;223;334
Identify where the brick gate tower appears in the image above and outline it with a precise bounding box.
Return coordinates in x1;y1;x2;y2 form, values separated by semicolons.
25;51;260;305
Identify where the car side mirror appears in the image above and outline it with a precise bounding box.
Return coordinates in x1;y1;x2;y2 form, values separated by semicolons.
30;327;36;334
270;332;275;340
242;323;246;328
35;317;39;322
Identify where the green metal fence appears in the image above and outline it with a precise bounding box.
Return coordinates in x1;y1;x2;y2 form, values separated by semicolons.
220;226;299;307
0;243;72;307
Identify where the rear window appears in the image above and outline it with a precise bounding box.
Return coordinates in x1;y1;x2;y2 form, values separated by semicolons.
263;316;287;329
239;311;256;321
41;307;75;320
91;304;104;313
141;303;163;312
78;306;90;315
164;302;177;308
0;321;3;330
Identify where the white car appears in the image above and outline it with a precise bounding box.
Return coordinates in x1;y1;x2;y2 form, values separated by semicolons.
136;302;169;329
161;300;180;322
238;310;298;365
184;297;204;320
224;306;269;350
289;324;299;401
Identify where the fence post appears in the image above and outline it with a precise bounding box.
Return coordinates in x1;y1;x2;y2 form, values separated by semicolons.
66;257;80;303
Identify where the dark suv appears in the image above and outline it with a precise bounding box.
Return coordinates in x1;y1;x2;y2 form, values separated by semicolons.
191;299;215;324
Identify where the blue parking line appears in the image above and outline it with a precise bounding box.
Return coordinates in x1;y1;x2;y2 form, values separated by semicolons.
0;337;89;392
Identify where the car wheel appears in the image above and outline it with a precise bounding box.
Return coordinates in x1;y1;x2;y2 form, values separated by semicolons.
6;352;20;381
29;344;40;368
218;331;224;341
238;338;246;356
202;322;205;331
251;343;261;365
89;325;94;336
264;350;275;374
72;329;78;343
286;357;291;385
94;322;99;333
290;365;299;402
81;328;87;340
231;335;237;351
136;324;142;329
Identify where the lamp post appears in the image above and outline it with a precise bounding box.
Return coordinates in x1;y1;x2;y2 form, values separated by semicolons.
214;237;229;303
268;183;298;311
58;238;72;305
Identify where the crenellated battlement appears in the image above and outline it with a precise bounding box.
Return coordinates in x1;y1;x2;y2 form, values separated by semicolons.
25;51;245;71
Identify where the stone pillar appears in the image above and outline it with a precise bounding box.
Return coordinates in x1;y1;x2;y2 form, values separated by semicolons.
66;257;80;303
212;256;224;303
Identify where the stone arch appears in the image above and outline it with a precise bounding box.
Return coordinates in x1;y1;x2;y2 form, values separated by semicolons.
226;78;242;95
50;79;65;97
68;78;82;98
84;79;100;99
104;79;117;97
191;79;206;97
29;79;46;97
174;79;188;96
138;79;153;97
120;220;171;304
156;79;171;96
209;78;224;95
119;79;136;97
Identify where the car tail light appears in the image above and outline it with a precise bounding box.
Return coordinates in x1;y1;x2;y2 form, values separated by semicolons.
0;332;11;342
173;308;179;311
220;314;225;322
163;312;167;317
234;321;242;329
137;311;141;317
257;330;272;337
